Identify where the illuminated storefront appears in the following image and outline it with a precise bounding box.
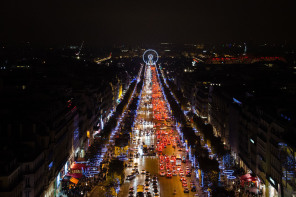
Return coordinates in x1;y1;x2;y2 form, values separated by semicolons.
54;162;70;196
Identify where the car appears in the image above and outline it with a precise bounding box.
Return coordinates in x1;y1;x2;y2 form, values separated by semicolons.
136;192;144;197
159;171;165;176
141;169;146;174
191;186;196;192
144;187;149;193
128;194;134;197
132;169;138;175
128;163;133;167
126;174;135;180
129;187;134;191
154;193;160;197
182;182;188;187
184;188;189;193
146;171;150;176
172;170;177;176
146;192;152;197
186;172;191;177
166;172;172;178
145;179;150;184
145;184;150;189
134;163;139;167
153;188;158;193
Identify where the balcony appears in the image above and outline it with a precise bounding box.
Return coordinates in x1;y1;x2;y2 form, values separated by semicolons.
257;137;266;151
258;125;267;133
257;133;267;143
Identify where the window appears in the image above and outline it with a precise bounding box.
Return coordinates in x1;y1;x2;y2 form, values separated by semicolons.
25;191;30;197
25;177;30;187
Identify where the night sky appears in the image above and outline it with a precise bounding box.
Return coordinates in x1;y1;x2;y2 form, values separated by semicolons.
1;0;296;46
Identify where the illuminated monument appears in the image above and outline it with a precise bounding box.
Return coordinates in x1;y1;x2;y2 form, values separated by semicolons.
143;49;159;65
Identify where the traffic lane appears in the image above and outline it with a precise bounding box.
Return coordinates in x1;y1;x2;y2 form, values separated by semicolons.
119;125;156;194
159;139;198;196
157;163;197;196
119;156;159;197
158;175;197;197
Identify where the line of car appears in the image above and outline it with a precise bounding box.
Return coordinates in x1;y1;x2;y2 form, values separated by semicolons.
128;173;160;197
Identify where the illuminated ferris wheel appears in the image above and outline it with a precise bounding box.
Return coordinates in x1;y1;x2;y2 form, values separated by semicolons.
143;49;159;65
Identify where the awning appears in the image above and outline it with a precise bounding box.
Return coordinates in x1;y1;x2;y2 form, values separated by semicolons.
71;162;86;170
67;173;83;179
70;177;79;184
240;173;252;180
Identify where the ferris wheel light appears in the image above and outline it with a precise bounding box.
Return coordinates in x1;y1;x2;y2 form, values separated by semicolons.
143;49;159;65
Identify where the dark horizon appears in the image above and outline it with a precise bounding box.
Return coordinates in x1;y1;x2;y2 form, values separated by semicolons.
1;0;296;47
